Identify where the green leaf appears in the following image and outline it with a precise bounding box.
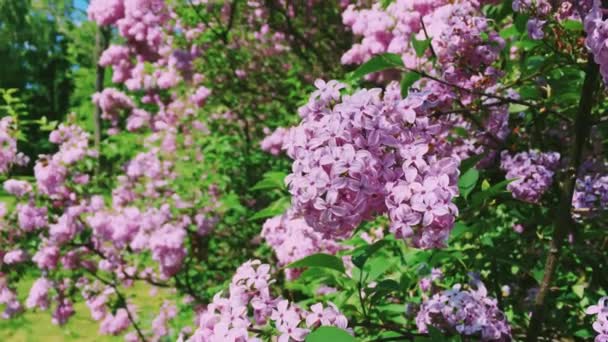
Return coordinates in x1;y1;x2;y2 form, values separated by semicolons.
449;222;469;242
411;36;431;57
471;178;516;206
365;256;393;281
350;53;404;80
459;155;483;174
251;171;287;191
288;253;345;274
306;327;356;342
508;103;529;113
401;72;421;97
562;19;583;32
458;168;479;199
572;284;585;298
249;197;290;221
428;326;445;342
352;239;389;269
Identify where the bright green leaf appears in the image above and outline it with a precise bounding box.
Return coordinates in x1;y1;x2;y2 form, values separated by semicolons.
306;327;356;342
458;168;479;199
350;53;404;80
288;253;346;274
401;72;421;97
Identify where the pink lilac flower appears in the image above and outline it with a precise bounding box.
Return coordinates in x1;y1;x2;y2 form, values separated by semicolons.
32;245;61;270
0;117;20;174
584;1;608;83
3;249;28;264
586;297;608;342
500;150;560;203
100;308;132;335
189;260;349;341
416;279;511;340
285;80;459;248
0;283;22;318
262;211;342;280
3;179;32;197
17;202;48;231
260;127;290;156
26;277;52;310
87;0;125;26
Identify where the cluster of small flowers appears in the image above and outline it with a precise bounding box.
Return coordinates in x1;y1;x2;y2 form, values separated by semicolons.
187;260;349;341
0;276;22;318
0;117;28;173
586;297;608;341
585;0;608;84
88;0;169;60
500;150;561;203
260;127;290;156
572;159;608;218
342;1;504;83
262;211;343;280
418;267;443;292
92;88;135;131
430;2;505;91
340;0;513;166
284;79;459;248
341;0;442;80
415;279;511;341
513;0;553;40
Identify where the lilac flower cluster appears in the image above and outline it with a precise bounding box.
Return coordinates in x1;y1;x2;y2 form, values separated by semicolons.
284;80;460;248
88;0;168;60
500;150;561;203
187;260;349;342
260;127;290;156
585;0;608;84
512;0;552;40
342;1;504;84
416;280;511;341
262;211;343;280
573;173;608;216
0;117;28;173
586;297;608;341
0;276;22;318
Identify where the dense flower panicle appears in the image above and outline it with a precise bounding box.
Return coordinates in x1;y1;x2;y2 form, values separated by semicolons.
100;308;132;335
52;298;75;325
17;202;48;231
117;0;169;59
0;117;26;174
342;1;504;84
586;297;608;342
151;301;177;339
262;211;342;280
25;277;52;310
585;0;608;84
49;124;93;165
92;88;135;127
3;179;32;197
285;80;460;248
500;150;560;203
32;245;61;270
3;249;28;264
0;279;22;319
87;0;125;26
416;280;511;341
188;260;349;342
260;127;290;156
572;171;608;217
191;86;211;107
99;45;133;83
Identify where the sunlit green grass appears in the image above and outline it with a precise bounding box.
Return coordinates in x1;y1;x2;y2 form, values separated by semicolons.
0;277;172;342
